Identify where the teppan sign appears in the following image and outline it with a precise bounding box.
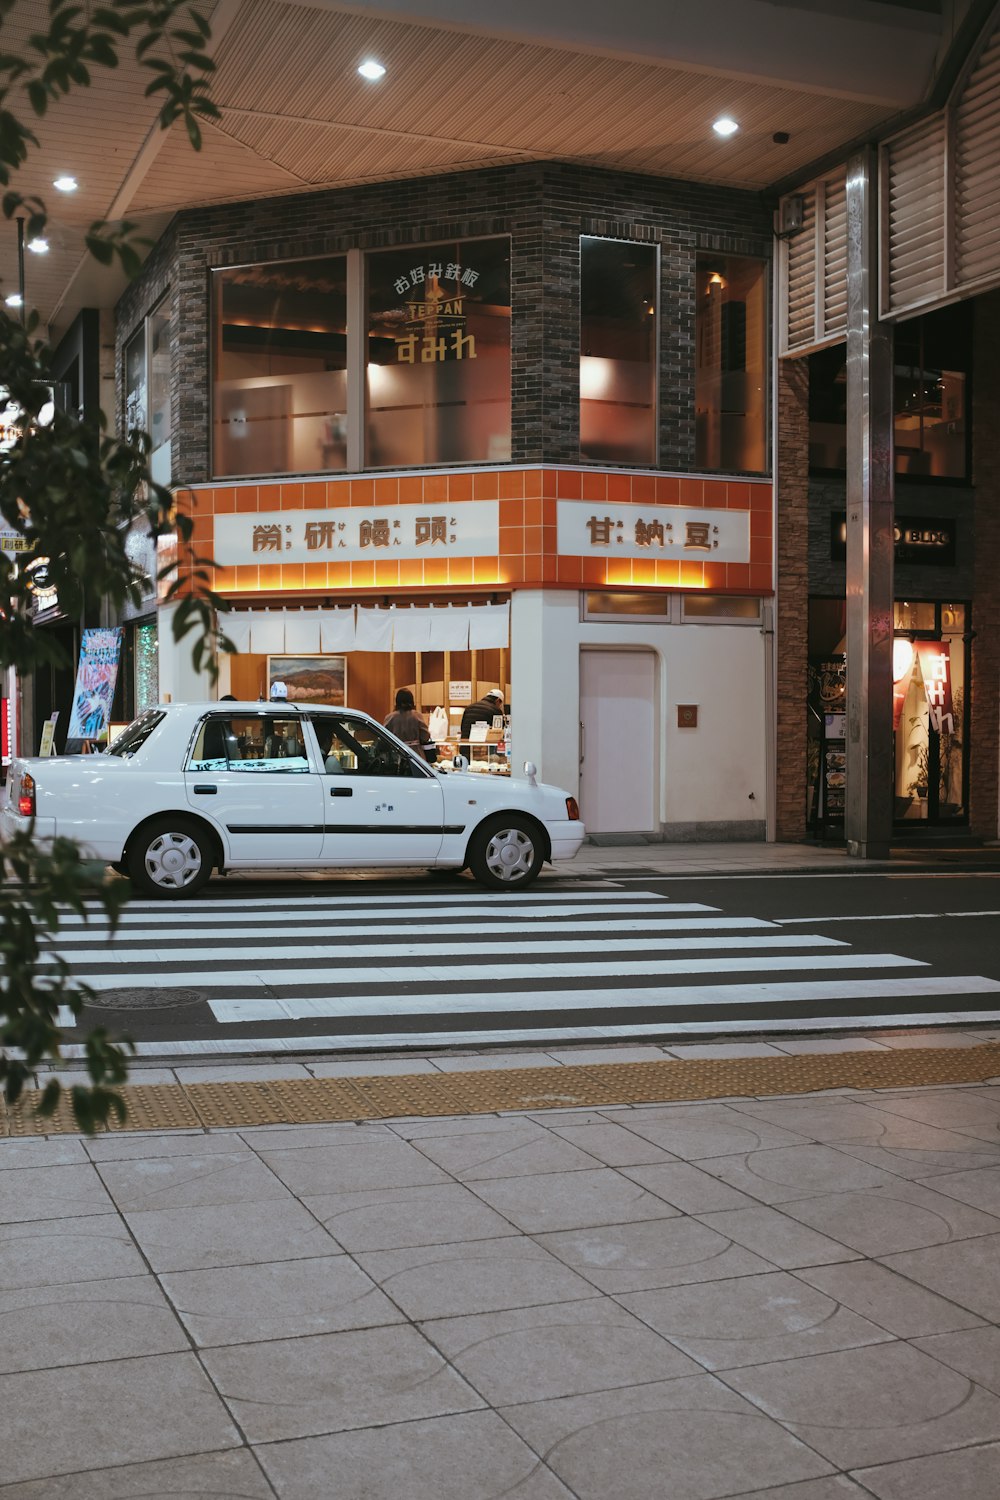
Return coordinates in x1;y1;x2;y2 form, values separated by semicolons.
831;513;956;566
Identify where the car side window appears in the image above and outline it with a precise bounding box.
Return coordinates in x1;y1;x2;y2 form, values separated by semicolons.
187;715;311;773
311;716;420;778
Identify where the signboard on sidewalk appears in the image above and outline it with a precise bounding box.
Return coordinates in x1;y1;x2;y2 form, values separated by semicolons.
66;628;123;745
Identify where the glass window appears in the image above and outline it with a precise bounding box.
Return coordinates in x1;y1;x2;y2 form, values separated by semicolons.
580;237;657;465
107;709;164;759
366;238;511;468
148;301;171;484
213;257;348;479
809;304;971;479
187;715;310;772
311;714;424;778
682;595;761;621
124;326;146;437
695;254;768;474
584;590;670;619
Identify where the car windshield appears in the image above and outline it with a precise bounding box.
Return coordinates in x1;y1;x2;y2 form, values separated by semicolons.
106;709;165;759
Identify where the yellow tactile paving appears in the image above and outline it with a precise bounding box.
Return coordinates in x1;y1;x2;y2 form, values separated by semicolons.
3;1041;1000;1136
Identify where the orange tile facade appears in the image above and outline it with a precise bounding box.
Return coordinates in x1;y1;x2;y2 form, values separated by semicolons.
176;469;773;598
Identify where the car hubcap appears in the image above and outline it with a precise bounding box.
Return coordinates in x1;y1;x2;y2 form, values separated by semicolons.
485;827;535;882
145;832;202;889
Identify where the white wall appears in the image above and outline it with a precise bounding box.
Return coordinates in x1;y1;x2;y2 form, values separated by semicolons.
511;588;767;832
157;601;217;706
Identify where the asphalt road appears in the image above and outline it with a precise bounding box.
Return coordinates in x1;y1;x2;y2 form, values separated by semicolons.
48;862;1000;1057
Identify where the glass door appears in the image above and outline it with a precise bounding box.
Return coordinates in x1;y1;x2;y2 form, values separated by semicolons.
893;601;969;825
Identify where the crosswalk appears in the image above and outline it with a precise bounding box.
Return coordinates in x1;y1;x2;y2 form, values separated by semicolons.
47;884;1000;1054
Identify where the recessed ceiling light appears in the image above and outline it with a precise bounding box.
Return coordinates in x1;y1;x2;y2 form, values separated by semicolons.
53;175;77;192
713;116;739;138
357;59;386;80
27;237;49;254
5;292;22;307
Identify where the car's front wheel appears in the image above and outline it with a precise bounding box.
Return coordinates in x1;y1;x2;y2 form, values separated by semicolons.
467;814;545;890
126;817;213;899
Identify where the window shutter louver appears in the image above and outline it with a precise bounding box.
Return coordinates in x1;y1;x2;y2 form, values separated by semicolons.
954;27;1000;289
822;174;848;339
882;116;946;317
782;185;817;354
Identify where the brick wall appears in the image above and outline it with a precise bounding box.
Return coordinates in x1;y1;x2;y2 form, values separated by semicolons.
775;355;810;840
970;291;1000;839
116;161;771;486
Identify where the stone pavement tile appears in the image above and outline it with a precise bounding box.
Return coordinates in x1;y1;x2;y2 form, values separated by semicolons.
664;1042;789;1059
0;1138;89;1168
161;1255;403;1346
0;1450;275;1499
433;1052;562;1070
96;1151;292;1212
694;1204;861;1268
202;1324;482;1444
723;1097;976;1147
304;1183;518;1251
0;1352;240;1487
912;1164;1000;1213
618;1270;891;1371
466;1167;681;1234
124;1198;339;1273
771;1037;891;1054
309;1057;439;1076
859;1089;1000;1142
798;1261;987;1338
619;1161;760;1213
912;1326;1000;1396
84;1131;238;1163
696;1145;905;1204
356;1235;601;1320
726;1341;1000;1469
852;1443;1000;1500
0;1162;114;1224
256;1409;574;1500
258;1137;451;1194
0;1274;189;1374
545;1046;670;1065
410;1123;600;1181
420;1295;701;1404
881;1232;1000;1321
386;1113;539;1140
834;1139;1000;1179
777;1179;1000;1257
872;1031;986;1049
0;1213;146;1290
612;1103;811;1159
535;1216;774;1294
500;1375;835;1500
545;1120;679;1167
172;1063;312;1082
730;1482;870;1499
240;1122;392;1151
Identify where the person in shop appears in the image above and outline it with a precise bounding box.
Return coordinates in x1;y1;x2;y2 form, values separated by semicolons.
384;688;435;762
460;687;505;741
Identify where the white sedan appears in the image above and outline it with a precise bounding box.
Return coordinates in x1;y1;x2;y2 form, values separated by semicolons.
1;702;585;898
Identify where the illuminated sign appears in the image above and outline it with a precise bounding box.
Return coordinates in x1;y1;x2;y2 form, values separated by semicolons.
215;501;500;566
557;502;751;564
831;513;955;565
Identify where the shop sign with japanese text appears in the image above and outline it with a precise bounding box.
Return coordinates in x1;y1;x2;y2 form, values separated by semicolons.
556;501;750;563
389;261;480;365
215;501;500;567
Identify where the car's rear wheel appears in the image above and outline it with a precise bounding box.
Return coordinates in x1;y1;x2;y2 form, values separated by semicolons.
127;817;213;899
467;814;545;890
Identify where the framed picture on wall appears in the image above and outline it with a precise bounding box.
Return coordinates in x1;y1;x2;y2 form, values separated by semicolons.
267;655;347;705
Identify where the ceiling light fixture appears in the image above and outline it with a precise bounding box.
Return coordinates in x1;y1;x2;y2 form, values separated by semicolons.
357;59;386;80
712;116;739;138
27;237;48;254
53;175;78;192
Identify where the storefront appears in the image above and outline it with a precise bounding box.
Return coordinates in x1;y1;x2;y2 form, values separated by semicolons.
161;465;773;836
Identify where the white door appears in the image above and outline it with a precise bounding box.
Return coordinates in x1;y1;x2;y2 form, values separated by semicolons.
311;713;446;864
579;649;656;834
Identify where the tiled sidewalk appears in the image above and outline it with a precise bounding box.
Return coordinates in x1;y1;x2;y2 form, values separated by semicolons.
3;1052;1000;1496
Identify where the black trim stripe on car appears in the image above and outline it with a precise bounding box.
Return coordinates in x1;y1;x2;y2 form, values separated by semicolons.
225;825;327;835
223;824;466;836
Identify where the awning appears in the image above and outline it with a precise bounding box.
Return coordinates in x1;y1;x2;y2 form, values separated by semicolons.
222;602;509;654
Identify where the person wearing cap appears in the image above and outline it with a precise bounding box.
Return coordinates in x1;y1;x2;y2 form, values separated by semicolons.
460;687;506;740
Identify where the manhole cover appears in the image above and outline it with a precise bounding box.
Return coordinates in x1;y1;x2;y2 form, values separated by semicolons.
87;987;206;1011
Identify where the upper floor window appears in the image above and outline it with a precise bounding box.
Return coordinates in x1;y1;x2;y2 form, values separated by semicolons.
579;236;658;466
809;303;971;481
367;238;511;468
125;296;172;486
695;253;768;474
213;257;348;480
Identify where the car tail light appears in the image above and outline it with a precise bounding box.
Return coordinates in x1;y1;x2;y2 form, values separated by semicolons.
18;772;35;817
566;796;580;820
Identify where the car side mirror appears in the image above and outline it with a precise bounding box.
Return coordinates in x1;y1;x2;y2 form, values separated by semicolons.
523;760;538;786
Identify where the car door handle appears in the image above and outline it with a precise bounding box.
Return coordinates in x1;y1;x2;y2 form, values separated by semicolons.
330;786;353;797
193;785;218;795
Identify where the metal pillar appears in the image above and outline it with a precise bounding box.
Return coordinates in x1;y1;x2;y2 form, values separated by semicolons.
844;149;895;859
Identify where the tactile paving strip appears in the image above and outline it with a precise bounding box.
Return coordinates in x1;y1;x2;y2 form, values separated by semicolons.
3;1042;1000;1136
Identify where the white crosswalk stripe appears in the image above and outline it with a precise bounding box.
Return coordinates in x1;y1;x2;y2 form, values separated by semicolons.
47;883;1000;1048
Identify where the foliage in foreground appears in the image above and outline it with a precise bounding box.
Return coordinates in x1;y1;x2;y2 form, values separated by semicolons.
0;1;224;1131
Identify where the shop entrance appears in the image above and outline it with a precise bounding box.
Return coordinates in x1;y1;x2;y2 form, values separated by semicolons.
579;648;656;833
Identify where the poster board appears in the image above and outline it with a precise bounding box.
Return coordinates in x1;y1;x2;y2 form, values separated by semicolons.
66;628;123;748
